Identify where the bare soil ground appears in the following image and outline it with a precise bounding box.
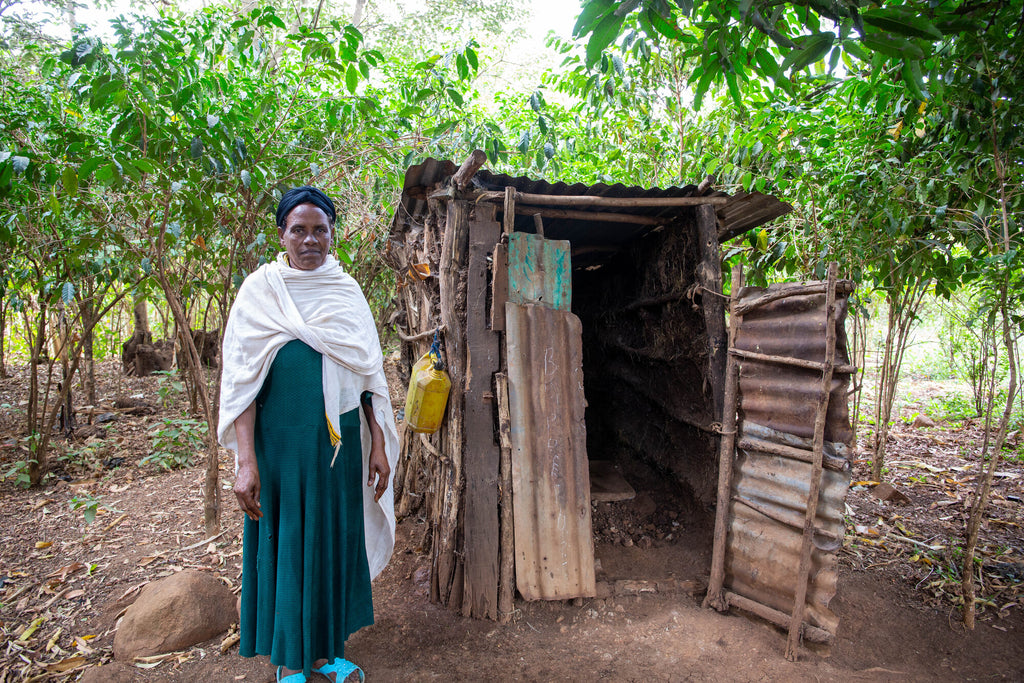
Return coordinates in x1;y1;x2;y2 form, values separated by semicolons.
0;361;1021;682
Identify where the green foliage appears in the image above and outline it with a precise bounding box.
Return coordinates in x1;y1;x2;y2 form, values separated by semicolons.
69;492;102;524
3;457;35;488
142;417;208;470
153;370;184;409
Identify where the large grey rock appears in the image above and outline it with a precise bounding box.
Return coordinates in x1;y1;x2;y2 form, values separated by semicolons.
113;570;236;661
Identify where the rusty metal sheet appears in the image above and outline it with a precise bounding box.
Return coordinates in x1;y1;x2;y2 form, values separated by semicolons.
725;423;851;633
507;232;571;311
505;302;595;601
719;280;854;640
734;285;853;444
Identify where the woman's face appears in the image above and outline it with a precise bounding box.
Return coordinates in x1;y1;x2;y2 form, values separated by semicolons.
279;202;333;270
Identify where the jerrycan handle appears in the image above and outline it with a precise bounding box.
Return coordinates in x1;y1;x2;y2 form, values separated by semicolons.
429;327;445;371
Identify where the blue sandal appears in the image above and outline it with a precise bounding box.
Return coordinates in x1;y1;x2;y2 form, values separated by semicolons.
277;666;306;682
314;657;365;682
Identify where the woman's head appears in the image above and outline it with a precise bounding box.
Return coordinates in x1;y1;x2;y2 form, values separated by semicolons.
276;186;336;270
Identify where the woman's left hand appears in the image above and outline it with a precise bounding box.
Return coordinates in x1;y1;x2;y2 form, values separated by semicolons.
367;440;390;502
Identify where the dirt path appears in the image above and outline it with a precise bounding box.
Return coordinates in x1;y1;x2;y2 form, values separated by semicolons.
1;363;1022;681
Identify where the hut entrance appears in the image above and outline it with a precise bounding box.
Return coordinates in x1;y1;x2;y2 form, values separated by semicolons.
384;155;815;625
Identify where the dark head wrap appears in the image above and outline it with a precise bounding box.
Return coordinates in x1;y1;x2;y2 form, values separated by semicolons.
276;186;337;228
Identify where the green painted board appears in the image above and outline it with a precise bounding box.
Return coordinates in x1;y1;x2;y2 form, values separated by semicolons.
507;232;572;311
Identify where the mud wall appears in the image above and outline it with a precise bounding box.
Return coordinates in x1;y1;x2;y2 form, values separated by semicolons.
573;216;718;503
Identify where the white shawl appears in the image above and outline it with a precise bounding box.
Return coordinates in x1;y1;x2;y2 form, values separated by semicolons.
217;253;398;579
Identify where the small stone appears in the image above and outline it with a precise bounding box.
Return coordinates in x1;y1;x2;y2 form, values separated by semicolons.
912;413;938;428
870;482;912;505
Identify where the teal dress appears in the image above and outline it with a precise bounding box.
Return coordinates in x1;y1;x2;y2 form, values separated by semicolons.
239;340;373;676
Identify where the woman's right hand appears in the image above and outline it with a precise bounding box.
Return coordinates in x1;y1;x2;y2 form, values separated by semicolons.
234;462;262;521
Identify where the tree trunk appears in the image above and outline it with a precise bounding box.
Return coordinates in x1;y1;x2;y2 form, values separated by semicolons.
133;294;150;344
962;284;1018;629
153;198;220;537
352;0;367;25
26;301;47;484
80;294;96;405
870;279;928;482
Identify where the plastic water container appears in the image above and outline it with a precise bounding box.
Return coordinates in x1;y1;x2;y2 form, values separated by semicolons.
404;351;451;433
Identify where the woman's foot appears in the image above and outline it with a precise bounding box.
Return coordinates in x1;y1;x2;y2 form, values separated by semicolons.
277;666;306;682
313;657;364;682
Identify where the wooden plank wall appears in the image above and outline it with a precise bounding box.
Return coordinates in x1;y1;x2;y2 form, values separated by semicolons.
461;203;502;619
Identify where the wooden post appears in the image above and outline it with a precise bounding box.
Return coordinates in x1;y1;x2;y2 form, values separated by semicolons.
490;242;508;333
434;199;470;607
785;262;839;661
496;372;515;623
532;214;544;237
696;203;727;421
503;186;515;235
703;265;743;611
461;203;502;619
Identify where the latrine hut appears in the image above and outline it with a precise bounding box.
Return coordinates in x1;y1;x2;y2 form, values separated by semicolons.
383;151;849;644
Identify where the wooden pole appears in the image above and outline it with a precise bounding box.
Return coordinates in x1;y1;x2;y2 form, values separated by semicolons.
733;280;855;316
729;347;857;375
476;189;729;208
697;203;727;422
496;372;515;623
784;261;838;662
514;205;661;226
703;264;743;611
435;199;470;608
503;187;515;235
452;150;486;191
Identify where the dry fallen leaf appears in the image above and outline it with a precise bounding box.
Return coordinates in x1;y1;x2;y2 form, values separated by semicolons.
46;655;87;672
35;541;53;549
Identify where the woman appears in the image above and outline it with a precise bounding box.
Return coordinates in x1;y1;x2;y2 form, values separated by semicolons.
218;186;398;683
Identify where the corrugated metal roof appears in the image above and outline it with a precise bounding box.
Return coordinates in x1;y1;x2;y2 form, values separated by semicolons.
505;302;596;601
388;159;792;266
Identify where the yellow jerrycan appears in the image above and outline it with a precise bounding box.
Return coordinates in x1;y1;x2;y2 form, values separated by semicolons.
404;334;451;434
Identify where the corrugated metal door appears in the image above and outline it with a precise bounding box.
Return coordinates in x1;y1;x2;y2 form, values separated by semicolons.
504;232;596;601
704;264;856;660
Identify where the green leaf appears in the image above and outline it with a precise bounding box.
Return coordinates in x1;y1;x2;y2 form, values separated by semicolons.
62;166;78;196
573;0;613;37
346;64;359;93
611;54;625;76
648;8;684;40
78;158;103;181
518;130;531;154
530;92;541;112
725;69;741;108
861;8;943;41
861;32;925;61
12;156;29;173
544;141;555;158
586;12;625;68
240;170;251;188
466;47;478;71
206;114;220;128
782;32;835;73
901;60;928;101
61;282;75;304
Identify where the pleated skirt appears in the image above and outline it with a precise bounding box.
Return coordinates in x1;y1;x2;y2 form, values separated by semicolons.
239;340;373;676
